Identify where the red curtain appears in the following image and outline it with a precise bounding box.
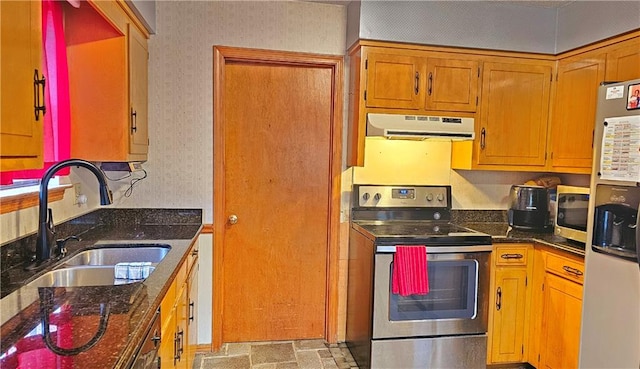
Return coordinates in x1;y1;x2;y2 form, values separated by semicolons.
0;0;71;185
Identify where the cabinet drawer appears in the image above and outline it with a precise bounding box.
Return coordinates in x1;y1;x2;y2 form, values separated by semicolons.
495;245;529;266
545;252;584;284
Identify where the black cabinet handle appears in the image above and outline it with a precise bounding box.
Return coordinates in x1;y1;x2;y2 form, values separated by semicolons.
428;72;433;96
501;253;524;259
151;329;161;348
189;301;195;323
131;108;137;133
480;128;486;150
191;248;199;257
414;72;420;95
33;69;46;121
496;287;502;311
562;265;583;276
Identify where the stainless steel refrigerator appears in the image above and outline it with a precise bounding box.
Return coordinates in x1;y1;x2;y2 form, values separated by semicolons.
580;78;640;368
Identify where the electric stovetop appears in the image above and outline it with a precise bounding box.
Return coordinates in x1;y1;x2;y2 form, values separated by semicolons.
350;185;492;246
352;220;492;246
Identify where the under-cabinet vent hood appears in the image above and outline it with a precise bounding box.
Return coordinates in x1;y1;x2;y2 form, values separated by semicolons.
366;113;475;140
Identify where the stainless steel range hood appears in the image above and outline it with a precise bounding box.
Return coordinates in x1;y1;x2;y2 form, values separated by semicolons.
366;113;475;140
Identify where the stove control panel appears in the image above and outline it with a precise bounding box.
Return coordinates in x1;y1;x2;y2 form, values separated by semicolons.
356;185;450;208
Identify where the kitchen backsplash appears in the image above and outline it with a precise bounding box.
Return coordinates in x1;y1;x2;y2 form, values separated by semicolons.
350;138;590;211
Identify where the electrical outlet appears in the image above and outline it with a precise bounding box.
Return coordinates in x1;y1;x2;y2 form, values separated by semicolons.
73;183;82;204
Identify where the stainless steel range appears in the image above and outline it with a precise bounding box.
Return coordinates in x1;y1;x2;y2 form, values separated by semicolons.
346;185;492;369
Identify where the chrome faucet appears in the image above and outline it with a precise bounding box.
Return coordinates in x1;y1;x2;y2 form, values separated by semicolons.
31;159;113;268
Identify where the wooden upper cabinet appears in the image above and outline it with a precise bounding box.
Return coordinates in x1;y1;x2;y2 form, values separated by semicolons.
605;38;640;81
549;36;638;174
549;52;606;173
365;51;425;110
128;24;149;156
477;61;552;167
425;58;479;112
364;48;480;113
67;0;149;163
0;1;43;171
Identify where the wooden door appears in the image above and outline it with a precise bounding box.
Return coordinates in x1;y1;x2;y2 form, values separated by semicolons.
425;58;479;112
550;53;606;171
365;51;425;109
0;0;43;171
213;47;342;347
478;62;551;167
539;273;583;369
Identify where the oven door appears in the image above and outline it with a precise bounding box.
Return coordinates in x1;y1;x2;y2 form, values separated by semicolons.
372;246;490;339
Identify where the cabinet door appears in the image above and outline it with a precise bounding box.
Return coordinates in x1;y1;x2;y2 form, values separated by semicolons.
539;273;583;369
605;39;640;81
187;263;199;365
175;286;189;369
425;58;479;112
489;267;528;363
550;53;606;171
159;306;177;369
365;52;425;109
128;23;149;156
478;62;552;166
0;0;43;171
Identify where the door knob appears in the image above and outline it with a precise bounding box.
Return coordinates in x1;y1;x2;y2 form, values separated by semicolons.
228;214;238;225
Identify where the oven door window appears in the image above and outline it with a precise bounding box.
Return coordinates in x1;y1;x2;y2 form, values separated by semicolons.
389;259;478;321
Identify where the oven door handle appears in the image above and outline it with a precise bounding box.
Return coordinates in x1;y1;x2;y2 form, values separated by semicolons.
376;245;493;253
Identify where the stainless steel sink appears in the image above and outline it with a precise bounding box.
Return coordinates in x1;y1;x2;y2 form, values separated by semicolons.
63;245;170;266
24;245;172;288
27;266;123;288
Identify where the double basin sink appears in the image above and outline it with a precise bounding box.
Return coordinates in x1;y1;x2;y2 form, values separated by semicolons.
27;245;171;288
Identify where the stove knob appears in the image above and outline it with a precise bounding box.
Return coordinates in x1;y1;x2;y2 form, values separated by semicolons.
426;193;434;201
362;193;370;201
437;193;445;202
433;212;441;220
374;193;382;201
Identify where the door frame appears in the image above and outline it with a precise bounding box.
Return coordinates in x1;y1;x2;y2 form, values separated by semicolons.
212;46;343;349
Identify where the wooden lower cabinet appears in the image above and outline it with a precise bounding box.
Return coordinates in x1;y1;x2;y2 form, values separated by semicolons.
487;244;533;364
538;273;583;369
488;244;584;368
159;275;189;369
186;260;199;365
528;247;585;369
158;240;199;369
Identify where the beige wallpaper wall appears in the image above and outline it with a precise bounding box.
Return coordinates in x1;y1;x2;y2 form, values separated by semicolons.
119;0;348;223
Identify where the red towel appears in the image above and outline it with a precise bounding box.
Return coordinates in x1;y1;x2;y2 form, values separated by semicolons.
392;245;429;296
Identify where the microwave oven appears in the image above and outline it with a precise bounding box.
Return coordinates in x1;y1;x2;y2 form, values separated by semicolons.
554;185;590;243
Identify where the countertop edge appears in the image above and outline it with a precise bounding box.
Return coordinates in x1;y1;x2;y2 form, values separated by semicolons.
115;225;203;369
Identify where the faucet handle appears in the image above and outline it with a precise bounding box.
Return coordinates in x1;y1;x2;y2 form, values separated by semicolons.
46;208;55;233
55;235;79;258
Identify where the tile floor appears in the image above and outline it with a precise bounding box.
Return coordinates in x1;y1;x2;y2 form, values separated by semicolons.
193;340;359;369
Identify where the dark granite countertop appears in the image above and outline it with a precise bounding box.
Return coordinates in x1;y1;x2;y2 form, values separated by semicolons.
0;208;202;369
459;222;586;256
350;210;586;257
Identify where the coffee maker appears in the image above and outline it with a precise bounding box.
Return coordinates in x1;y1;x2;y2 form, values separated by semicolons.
592;184;638;260
507;185;551;230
